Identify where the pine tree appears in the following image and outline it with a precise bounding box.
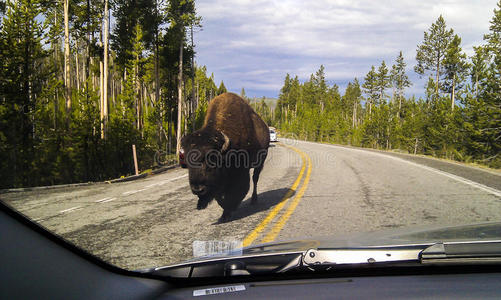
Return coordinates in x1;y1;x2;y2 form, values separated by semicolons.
415;15;454;99
376;60;391;104
390;51;411;116
166;0;199;156
276;74;291;126
217;81;227;95
442;34;469;110
478;0;501;166
344;79;362;129
470;46;490;99
313;65;328;111
362;66;378;115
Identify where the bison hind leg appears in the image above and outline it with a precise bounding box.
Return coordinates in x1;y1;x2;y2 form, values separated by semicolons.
218;210;232;223
251;163;265;205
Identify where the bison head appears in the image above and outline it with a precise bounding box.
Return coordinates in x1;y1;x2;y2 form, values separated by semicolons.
181;128;230;210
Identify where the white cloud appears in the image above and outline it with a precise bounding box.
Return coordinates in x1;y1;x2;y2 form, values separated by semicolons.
195;0;499;98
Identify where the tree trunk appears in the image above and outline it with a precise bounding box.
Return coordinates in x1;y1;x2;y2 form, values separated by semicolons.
435;53;440;99
176;29;184;157
75;40;80;92
99;59;104;138
85;0;90;106
191;24;196;131
168;105;172;154
475;73;478;99
136;51;141;132
103;0;109;138
398;92;402;119
154;0;160;106
184;94;188;133
53;17;59;131
451;73;455;111
63;0;71;114
352;100;356;128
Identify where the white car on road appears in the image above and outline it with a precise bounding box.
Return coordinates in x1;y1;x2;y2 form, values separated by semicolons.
269;128;278;142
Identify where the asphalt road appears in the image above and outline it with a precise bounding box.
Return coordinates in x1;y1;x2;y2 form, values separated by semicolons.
2;139;501;270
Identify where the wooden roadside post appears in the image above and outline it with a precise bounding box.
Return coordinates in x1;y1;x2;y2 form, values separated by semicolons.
132;144;139;175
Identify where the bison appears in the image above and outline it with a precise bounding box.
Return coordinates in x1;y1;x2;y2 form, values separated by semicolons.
181;92;270;222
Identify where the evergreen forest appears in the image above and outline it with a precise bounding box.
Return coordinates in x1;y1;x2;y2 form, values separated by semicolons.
1;0;500;189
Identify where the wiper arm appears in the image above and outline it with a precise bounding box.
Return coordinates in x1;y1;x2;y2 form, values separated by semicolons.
303;247;422;266
303;240;501;268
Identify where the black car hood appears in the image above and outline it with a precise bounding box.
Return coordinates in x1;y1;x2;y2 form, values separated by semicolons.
242;221;501;255
147;222;501;274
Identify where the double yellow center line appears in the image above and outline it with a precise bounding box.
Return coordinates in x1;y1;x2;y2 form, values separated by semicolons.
242;144;312;247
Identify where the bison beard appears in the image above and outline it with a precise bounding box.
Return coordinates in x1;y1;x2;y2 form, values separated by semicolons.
181;92;270;223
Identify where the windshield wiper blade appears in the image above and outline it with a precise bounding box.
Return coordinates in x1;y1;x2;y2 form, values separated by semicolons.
421;240;501;264
144;252;304;278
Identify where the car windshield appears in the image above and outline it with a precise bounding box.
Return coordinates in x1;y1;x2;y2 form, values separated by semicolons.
1;0;501;272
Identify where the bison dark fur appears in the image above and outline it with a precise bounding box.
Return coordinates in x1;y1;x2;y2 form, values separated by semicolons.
181;93;270;223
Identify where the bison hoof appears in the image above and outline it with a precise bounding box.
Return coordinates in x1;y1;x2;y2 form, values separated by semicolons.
218;212;232;223
197;200;209;210
251;195;258;205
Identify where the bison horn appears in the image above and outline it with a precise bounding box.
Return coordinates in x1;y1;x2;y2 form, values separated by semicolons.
221;131;230;152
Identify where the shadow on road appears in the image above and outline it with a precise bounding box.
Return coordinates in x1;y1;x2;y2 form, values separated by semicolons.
225;188;296;223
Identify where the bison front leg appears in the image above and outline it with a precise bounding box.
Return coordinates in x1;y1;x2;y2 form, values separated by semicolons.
197;196;211;210
216;169;250;223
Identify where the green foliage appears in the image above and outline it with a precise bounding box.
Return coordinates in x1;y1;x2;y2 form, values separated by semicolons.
111;0;158;68
0;0;220;188
0;0;47;187
474;0;501;167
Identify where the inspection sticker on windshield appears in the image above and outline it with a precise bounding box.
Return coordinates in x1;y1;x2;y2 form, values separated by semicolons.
193;240;243;257
193;285;246;296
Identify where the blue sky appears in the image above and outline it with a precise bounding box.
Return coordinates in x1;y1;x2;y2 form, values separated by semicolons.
194;0;499;99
